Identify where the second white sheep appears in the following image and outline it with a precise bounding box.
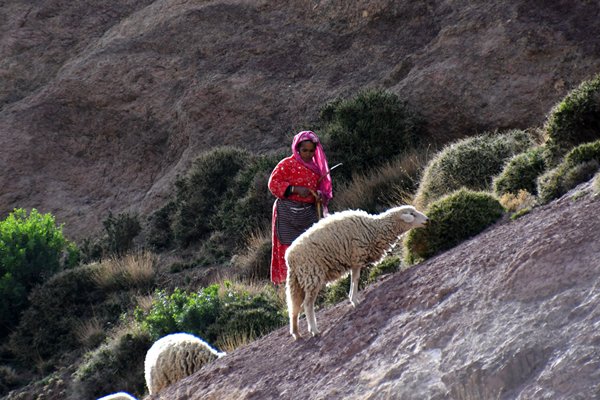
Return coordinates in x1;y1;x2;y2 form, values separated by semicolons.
144;332;225;395
285;205;428;339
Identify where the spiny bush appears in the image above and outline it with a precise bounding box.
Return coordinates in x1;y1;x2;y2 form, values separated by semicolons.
537;140;600;203
215;152;281;248
8;263;134;369
146;201;176;251
90;251;156;291
330;149;427;214
0;365;26;396
544;74;600;165
0;208;78;338
404;189;505;264
173;147;251;246
231;229;272;282
414;130;533;209
320;89;424;181
103;212;141;256
135;282;285;350
70;326;152;400
79;212;141;262
493;146;547;196
499;190;537;214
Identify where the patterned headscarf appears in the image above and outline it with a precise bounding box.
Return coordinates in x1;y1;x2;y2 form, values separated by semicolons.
291;131;333;205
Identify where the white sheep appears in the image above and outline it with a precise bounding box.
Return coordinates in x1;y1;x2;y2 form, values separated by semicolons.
285;205;428;339
144;332;225;395
96;392;137;400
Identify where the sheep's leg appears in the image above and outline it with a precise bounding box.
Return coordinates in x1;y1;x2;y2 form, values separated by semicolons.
304;288;321;336
349;266;362;307
287;277;304;340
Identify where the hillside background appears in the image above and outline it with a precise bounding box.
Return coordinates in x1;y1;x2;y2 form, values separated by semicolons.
2;1;600;399
2;0;600;238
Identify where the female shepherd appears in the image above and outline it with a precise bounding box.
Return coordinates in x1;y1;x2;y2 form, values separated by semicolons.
267;131;333;284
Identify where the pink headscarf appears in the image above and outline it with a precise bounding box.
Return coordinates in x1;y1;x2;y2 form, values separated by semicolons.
291;131;333;205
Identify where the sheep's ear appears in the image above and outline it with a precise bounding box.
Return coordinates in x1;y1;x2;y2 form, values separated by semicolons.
400;213;415;223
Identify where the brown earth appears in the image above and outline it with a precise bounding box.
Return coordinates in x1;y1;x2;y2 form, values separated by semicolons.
2;0;600;238
146;181;600;400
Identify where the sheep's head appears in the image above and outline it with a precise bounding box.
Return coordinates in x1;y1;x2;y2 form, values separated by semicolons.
398;206;429;228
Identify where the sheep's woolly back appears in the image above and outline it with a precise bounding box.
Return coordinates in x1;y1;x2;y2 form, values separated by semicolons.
286;205;427;283
96;392;137;400
144;333;225;395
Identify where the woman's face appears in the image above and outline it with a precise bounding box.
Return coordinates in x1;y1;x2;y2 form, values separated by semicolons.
298;141;316;162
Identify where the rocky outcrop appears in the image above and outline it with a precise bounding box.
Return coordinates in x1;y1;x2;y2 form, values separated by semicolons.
147;182;600;400
2;0;600;237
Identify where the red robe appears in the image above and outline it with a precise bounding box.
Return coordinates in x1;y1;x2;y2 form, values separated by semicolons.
268;156;320;284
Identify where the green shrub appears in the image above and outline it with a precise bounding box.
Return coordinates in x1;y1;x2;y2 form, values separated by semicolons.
414;130;533;209
404;189;505;264
172;147;251;246
8;264;134;368
135;282;285;348
538;140;600;203
544;74;600;164
71;327;152;400
493;146;547;196
0;208;78;338
320;89;424;181
147;149;278;259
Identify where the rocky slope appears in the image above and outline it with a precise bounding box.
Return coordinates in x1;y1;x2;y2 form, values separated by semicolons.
2;0;600;237
146;181;600;400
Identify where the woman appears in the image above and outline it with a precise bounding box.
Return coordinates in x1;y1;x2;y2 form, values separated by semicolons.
268;130;333;284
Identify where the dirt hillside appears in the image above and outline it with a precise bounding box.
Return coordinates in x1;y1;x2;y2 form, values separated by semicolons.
146;181;600;400
2;0;600;237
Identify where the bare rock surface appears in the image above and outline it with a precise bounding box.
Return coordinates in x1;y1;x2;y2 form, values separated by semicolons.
147;184;600;400
2;0;600;237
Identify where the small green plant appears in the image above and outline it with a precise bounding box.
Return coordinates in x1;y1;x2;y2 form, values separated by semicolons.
544;74;600;164
0;208;78;338
71;326;152;400
414;130;533;209
135;282;285;349
404;189;505;264
537;140;600;203
367;256;402;283
493;146;547;196
320;89;425;181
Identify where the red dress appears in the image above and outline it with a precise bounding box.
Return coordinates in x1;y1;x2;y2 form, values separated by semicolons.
268;156;320;284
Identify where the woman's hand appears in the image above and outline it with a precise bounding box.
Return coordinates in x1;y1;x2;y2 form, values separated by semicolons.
293;186;312;198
